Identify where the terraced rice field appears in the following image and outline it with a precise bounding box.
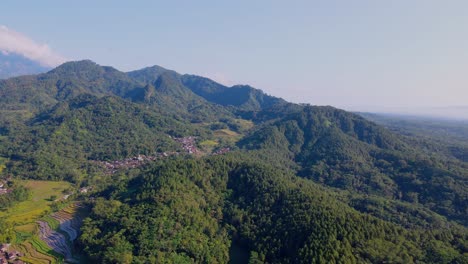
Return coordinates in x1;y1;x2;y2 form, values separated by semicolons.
38;203;86;263
213;129;242;143
13;238;63;264
0;180;87;263
0;180;72;226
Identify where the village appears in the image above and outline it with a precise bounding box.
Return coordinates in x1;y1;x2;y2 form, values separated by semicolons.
0;178;11;196
94;154;163;175
0;136;229;263
95;136;231;174
0;244;23;264
173;136;200;154
213;147;231;155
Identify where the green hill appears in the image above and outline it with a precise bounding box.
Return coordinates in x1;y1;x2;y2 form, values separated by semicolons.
79;156;468;263
0;61;466;263
240;106;468;225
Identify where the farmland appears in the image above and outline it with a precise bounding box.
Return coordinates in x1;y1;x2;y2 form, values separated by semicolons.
0;180;71;228
0;180;75;263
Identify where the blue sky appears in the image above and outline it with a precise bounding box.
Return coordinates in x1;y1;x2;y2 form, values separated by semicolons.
2;0;468;116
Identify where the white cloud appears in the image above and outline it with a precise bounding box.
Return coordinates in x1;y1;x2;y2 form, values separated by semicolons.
0;25;66;67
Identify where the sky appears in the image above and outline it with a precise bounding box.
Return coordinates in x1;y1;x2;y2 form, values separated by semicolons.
1;0;468;117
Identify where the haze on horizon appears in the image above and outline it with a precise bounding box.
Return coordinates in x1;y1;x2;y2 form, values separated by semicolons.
1;0;467;119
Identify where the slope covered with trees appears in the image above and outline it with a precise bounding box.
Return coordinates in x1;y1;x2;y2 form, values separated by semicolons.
0;60;466;263
240;106;468;225
79;156;468;263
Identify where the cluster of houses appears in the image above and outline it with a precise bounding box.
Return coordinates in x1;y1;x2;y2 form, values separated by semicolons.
95;154;169;174
79;186;91;194
0;179;10;195
0;244;24;264
174;136;200;154
213;147;231;155
95;136;231;174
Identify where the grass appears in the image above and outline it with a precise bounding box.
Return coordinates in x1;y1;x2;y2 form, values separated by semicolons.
214;129;239;137
0;157;7;174
15;231;33;244
12;235;65;264
200;140;219;147
214;129;242;143
199;140;220;153
15;223;37;234
31;236;64;262
0;180;74;263
233;118;254;131
213;129;241;140
41;216;60;230
0;180;71;227
15;241;59;264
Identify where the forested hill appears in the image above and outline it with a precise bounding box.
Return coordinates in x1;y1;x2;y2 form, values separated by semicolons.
0;60;283;121
79;156;468;263
240;106;468;225
0;60;467;263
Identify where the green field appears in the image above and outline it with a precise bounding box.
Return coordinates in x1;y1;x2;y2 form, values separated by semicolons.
0;180;72;263
0;157;6;174
214;128;242;142
0;180;71;230
233;118;254;131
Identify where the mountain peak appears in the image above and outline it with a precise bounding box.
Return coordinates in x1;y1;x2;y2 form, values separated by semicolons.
47;60;127;81
127;64;176;84
50;60;102;73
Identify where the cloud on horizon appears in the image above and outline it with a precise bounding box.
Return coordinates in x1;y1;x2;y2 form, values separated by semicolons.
0;25;66;67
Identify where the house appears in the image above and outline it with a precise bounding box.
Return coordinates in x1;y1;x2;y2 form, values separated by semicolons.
0;256;8;264
7;251;20;260
0;244;9;253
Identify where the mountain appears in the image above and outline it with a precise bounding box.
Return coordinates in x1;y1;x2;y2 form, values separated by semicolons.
0;60;286;180
78;157;468;263
129;66;287;112
240;106;468;224
0;61;285;123
127;65;176;84
0;60;467;263
0;51;50;79
181;74;286;111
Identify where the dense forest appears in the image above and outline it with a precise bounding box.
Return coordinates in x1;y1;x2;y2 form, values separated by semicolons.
78;157;467;263
0;61;467;263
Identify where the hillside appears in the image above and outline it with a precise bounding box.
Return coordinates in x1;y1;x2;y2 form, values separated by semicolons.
360;113;468;163
0;61;467;263
79;157;467;263
240;106;468;224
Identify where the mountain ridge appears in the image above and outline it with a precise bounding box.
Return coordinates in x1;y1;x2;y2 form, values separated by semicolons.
0;60;467;263
0;60;286;121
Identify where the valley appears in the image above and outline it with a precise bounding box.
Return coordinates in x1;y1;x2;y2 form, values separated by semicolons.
0;61;466;263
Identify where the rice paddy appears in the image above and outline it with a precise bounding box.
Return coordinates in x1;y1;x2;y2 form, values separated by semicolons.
0;180;71;227
0;180;75;263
